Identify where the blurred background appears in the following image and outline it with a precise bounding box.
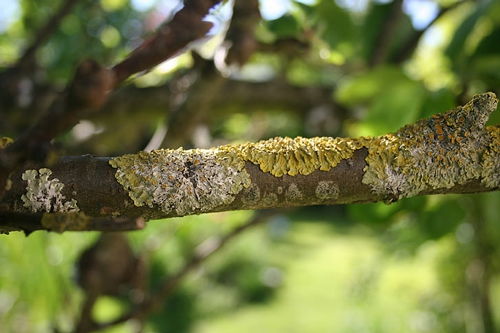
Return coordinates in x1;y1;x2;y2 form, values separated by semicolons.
1;0;500;332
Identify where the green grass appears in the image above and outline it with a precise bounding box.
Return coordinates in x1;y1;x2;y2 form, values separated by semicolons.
195;220;448;333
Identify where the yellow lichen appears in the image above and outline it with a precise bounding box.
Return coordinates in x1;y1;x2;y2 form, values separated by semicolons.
220;136;364;177
0;137;13;149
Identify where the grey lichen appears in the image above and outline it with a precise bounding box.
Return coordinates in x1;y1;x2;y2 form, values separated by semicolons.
362;92;499;200
315;181;340;200
260;192;278;206
21;168;79;213
481;127;500;188
285;183;303;202
241;184;261;206
109;148;251;215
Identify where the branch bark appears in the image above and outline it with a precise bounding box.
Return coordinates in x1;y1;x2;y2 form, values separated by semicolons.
0;93;498;233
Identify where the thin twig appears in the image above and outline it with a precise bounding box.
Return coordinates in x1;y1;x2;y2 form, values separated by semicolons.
93;210;276;331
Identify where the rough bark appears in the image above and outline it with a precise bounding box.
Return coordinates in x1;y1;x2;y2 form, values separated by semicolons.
0;93;498;233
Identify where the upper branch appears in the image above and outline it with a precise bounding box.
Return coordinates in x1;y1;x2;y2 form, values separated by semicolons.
0;93;498;233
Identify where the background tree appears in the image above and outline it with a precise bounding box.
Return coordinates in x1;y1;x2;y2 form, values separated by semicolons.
0;0;499;332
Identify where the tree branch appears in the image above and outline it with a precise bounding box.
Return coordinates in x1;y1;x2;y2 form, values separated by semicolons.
0;93;498;233
112;0;221;84
224;0;261;66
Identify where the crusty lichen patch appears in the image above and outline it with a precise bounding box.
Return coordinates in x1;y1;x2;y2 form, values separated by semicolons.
285;183;303;202
362;92;499;200
241;184;261;206
482;126;500;188
315;181;340;200
21;168;79;213
109;149;251;215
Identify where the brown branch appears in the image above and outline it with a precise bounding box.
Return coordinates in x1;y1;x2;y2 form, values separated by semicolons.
0;94;498;234
225;0;261;66
14;0;82;71
112;0;222;84
93;210;275;331
0;0;223;198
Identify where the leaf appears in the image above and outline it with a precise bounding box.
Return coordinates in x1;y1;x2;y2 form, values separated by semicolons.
348;202;403;225
418;89;456;119
315;0;356;56
336;66;408;105
418;199;465;239
360;2;416;63
266;14;301;39
472;26;500;57
445;0;492;66
364;81;425;135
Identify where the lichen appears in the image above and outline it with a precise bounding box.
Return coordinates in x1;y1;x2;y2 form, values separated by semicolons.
109;148;251;215
363;92;499;200
241;183;261;206
41;212;90;232
285;183;303;202
21;168;79;213
315;181;340;200
220;136;364;177
482;126;500;188
260;192;278;206
0;137;13;149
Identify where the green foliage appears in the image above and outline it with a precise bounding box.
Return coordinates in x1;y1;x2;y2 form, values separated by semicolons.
361;1;415;62
315;0;356;56
265;14;301;39
1;0;500;331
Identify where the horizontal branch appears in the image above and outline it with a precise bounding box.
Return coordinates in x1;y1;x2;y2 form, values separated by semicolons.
0;93;498;233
